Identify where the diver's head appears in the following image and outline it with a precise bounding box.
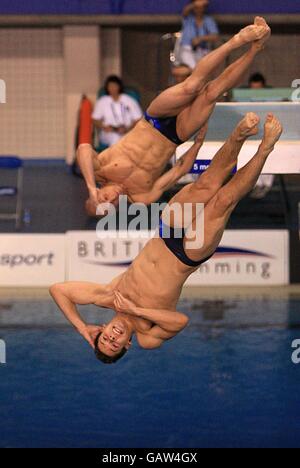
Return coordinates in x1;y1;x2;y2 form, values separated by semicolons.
94;316;132;364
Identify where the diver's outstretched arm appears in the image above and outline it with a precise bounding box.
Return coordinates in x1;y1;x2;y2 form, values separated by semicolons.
50;282;113;348
76;144;99;208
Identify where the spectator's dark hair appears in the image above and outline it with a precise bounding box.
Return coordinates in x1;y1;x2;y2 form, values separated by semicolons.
94;332;128;364
191;0;209;4
249;73;266;86
104;75;125;95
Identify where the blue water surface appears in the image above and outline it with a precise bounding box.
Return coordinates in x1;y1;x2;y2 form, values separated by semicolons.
0;296;300;448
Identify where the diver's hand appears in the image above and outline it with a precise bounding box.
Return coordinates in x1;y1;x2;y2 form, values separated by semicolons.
114;291;137;316
78;324;104;349
88;187;99;209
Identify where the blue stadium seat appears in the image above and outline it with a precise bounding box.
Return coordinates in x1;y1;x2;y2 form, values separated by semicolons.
0;156;24;229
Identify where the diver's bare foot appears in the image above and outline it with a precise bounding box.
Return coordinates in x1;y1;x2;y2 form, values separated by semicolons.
252;17;271;51
235;113;260;141
233;21;268;48
255;16;270;31
261;113;283;152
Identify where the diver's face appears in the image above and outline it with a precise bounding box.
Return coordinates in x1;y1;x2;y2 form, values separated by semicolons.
97;318;132;357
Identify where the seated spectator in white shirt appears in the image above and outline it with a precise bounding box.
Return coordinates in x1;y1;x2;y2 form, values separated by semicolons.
92;75;143;147
179;0;219;69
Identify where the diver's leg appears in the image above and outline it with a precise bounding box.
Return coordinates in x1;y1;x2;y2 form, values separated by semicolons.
197;112;260;187
176;43;264;140
212;114;282;206
161;113;260;233
183;114;282;261
169;112;260;211
147;18;270;119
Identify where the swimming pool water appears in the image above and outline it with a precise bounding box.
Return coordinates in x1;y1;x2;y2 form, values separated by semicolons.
0;295;300;448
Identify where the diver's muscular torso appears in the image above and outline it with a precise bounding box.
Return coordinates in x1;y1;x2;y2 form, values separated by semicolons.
108;223;218;333
113;238;192;312
104;237;193;334
93;119;176;199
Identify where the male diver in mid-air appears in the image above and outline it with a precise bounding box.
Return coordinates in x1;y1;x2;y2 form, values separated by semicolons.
77;17;271;213
51;113;282;364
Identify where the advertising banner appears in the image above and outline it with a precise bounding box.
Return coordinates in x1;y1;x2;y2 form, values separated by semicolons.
0;234;65;287
67;230;289;286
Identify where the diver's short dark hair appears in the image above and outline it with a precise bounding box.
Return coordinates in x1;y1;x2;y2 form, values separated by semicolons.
94;332;128;364
104;75;124;95
249;72;266;86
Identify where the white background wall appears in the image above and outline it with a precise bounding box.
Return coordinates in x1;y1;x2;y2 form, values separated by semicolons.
0;28;65;158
